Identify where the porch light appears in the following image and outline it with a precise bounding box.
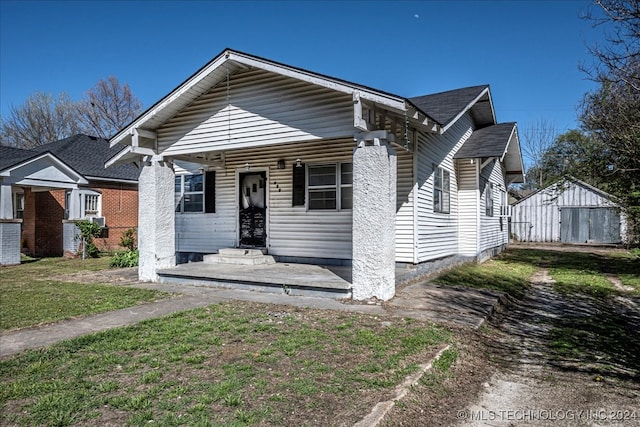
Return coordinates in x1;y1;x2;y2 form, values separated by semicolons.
277;159;286;169
244;163;251;171
295;158;302;168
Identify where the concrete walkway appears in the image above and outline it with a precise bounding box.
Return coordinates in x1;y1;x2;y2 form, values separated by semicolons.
0;275;503;358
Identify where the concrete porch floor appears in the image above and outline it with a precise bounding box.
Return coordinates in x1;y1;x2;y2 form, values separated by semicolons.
156;261;420;300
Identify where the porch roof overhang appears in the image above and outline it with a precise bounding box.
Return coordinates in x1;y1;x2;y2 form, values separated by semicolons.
0;151;88;190
453;122;525;184
109;48;441;153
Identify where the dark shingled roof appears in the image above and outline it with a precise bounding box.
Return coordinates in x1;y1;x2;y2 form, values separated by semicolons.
29;134;139;181
0;146;40;170
409;85;489;126
453;123;516;159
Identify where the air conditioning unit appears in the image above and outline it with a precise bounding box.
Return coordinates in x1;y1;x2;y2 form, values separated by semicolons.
91;217;106;227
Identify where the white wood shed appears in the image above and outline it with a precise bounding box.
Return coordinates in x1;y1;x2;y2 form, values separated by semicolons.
511;177;627;244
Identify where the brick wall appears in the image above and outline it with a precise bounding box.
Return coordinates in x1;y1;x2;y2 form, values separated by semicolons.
20;182;139;257
35;190;65;256
94;182;138;251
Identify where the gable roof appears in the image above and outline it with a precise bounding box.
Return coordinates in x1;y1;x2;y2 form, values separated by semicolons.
0;146;39;170
513;175;622;206
453;122;524;184
409;85;495;132
454;122;516;159
111;48;439;149
30;135;139;182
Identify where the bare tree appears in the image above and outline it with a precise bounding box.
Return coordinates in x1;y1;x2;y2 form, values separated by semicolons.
77;76;142;139
0;92;81;148
581;0;640;91
520;118;559;188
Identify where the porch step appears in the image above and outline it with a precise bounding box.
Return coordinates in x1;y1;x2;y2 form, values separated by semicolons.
204;248;275;265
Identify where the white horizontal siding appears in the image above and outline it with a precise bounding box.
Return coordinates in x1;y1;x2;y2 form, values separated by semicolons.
395;149;415;263
175;138;355;259
479;161;509;252
158;69;354;156
415;114;473;262
457;160;478;256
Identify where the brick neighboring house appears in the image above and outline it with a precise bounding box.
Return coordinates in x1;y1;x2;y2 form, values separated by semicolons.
0;135;139;260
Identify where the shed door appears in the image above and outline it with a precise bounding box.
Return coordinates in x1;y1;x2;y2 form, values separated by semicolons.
238;172;267;248
560;207;621;244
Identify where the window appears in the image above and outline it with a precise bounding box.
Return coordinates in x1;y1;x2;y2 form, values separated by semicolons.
175;172;215;213
14;192;24;219
306;163;353;210
485;182;494;216
85;194;100;216
433;166;450;213
64;189;102;219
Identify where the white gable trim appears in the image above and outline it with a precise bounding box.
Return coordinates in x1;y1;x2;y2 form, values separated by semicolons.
111;49;408;149
441;86;496;134
0;152;88;187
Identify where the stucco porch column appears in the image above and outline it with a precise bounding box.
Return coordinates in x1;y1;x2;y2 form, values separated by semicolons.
138;159;176;281
351;131;397;301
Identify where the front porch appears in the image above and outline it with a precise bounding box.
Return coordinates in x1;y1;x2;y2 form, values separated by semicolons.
156;259;422;300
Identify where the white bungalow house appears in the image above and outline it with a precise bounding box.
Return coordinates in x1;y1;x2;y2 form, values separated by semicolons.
107;49;524;301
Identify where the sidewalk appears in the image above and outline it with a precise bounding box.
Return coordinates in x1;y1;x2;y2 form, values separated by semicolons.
0;278;503;358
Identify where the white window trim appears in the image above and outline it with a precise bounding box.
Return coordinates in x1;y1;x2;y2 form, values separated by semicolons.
306;162;353;211
69;189;102;219
433;166;450;214
13;190;25;219
485;182;494;217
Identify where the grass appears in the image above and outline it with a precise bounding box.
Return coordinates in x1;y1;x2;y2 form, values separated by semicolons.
434;252;537;299
434;246;640;381
435;247;640;299
0;302;450;426
0;257;170;330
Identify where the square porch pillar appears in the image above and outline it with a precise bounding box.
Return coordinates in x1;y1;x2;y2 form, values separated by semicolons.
0;183;21;265
138;160;176;281
352;132;397;301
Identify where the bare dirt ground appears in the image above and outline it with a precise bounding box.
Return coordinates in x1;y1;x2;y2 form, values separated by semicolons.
384;246;640;426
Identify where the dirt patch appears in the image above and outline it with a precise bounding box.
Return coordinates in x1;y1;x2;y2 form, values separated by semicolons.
384;245;640;426
52;267;139;285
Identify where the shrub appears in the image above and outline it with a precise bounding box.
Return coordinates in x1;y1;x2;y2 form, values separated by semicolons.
110;249;139;268
75;220;102;258
119;228;137;251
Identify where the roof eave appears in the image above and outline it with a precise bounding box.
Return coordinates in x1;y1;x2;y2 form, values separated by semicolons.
440;86;495;133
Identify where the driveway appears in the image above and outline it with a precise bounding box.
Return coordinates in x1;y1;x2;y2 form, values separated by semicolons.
458;267;640;426
382;244;640;426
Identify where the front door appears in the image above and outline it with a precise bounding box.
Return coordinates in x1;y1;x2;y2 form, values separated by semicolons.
238;171;267;248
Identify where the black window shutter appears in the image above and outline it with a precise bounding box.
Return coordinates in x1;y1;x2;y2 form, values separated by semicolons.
292;164;305;206
205;171;216;213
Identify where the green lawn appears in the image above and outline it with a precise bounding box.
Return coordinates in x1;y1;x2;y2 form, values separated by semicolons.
2;248;638;426
0;257;170;330
435;247;640;299
0;302;450;426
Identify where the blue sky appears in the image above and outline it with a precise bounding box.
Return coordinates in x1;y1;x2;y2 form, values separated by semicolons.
1;0;605;153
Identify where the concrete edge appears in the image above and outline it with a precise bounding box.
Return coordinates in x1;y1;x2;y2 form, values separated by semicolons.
475;291;509;330
353;344;452;427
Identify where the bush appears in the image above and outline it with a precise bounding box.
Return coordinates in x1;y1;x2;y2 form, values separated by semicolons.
76;220;102;258
110;249;139;268
119;228;137;251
